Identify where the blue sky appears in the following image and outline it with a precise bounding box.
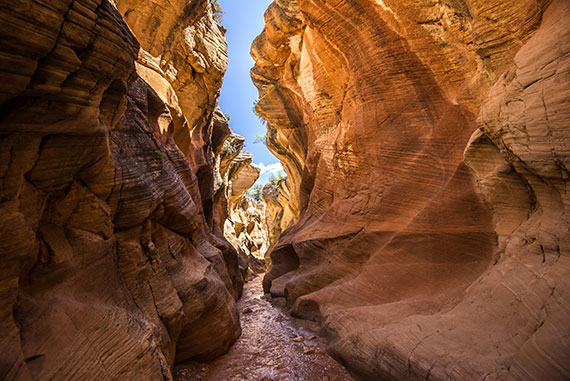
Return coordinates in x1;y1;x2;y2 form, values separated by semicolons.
217;0;284;185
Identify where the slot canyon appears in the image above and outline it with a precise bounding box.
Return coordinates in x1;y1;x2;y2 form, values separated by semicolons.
0;0;569;379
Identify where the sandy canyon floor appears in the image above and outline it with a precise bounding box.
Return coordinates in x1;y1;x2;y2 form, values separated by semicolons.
174;275;354;381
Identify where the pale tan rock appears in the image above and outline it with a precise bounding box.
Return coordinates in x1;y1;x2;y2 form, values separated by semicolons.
222;169;270;279
228;156;260;207
261;178;298;265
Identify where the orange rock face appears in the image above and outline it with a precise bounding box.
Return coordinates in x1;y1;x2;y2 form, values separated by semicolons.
0;0;242;379
253;0;570;379
225;197;270;279
261;178;298;264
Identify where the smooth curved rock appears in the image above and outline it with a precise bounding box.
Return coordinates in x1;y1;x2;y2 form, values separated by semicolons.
253;0;570;379
0;0;242;379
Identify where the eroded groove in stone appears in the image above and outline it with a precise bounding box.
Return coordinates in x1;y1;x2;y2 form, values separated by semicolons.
0;0;250;379
253;0;570;379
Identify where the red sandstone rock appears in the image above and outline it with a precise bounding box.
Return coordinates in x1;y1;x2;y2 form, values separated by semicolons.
261;178;298;265
253;0;570;379
0;0;242;379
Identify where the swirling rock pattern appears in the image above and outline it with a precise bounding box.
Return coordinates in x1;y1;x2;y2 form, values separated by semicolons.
0;0;242;379
253;0;570;379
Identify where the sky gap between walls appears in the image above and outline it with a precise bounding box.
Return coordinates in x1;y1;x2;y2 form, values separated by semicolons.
216;0;284;186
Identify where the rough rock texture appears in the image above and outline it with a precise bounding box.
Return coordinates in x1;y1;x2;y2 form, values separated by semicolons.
213;133;246;236
114;0;230;235
224;197;270;279
0;0;242;379
262;178;298;262
114;0;227;135
253;0;570;379
213;137;269;278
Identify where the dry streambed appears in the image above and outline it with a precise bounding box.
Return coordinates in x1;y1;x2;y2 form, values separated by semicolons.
175;275;354;381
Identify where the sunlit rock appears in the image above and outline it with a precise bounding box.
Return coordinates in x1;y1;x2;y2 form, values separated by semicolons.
0;0;242;379
253;0;570;379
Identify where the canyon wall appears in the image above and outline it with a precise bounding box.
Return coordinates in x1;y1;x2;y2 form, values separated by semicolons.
253;0;570;379
261;178;297;262
0;0;244;379
224;196;270;279
215;134;269;278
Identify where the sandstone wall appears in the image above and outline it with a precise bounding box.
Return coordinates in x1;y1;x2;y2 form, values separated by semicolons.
261;178;297;263
253;0;570;379
213;131;270;278
114;0;229;233
0;0;243;379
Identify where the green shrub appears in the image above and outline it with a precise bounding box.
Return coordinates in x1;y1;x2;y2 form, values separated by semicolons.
268;171;285;185
212;0;225;23
252;99;266;125
247;184;263;201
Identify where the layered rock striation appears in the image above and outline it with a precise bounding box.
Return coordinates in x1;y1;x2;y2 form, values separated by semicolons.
224;197;270;279
213;131;269;278
261;178;297;263
253;0;570;379
0;0;244;379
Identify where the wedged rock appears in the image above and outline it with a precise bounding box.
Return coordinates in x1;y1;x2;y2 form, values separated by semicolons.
0;0;242;379
253;0;570;379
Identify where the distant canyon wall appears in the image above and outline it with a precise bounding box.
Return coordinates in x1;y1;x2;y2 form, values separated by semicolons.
253;0;570;379
0;0;247;379
261;178;297;263
216;135;270;278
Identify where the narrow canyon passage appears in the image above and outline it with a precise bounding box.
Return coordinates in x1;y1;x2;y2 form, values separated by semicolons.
2;0;570;379
174;275;354;381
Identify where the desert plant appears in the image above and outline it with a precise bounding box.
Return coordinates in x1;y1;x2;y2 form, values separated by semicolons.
247;184;263;201
212;0;225;23
252;99;266;125
268;171;285;185
253;133;267;145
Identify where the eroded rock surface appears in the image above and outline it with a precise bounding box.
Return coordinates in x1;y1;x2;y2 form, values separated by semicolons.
253;0;570;379
261;178;298;263
0;0;242;379
215;138;269;279
225;197;270;279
